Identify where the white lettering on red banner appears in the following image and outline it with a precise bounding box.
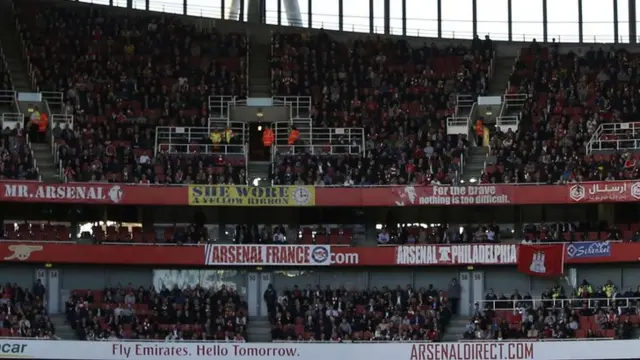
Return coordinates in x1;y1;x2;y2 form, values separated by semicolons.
418;186;509;205
3;184;123;203
204;245;331;266
411;343;534;360
395;244;518;265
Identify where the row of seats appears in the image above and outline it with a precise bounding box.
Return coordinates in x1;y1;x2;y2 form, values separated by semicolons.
66;284;247;340
15;0;247;184
484;45;640;184
266;285;450;341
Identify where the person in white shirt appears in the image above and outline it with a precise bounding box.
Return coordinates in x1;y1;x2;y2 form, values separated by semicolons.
138;153;150;164
486;229;495;242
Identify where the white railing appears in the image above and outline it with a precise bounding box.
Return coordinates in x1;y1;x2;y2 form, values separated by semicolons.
498;93;527;119
272;96;312;120
446;117;471;136
0;90;17;110
273;144;364;156
478;297;639;311
586;122;640;155
496;116;519;133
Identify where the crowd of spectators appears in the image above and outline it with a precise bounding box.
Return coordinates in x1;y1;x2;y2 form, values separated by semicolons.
270;33;493;186
264;284;451;341
0;281;57;338
377;224;501;245
0;128;39;180
484;44;640;184
521;222;637;242
471;280;635;341
65;283;248;341
15;0;247;184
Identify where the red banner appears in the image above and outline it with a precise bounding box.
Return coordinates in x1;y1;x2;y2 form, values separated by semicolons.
2;180;640;206
517;244;565;277
0;181;186;205
1;242;640;267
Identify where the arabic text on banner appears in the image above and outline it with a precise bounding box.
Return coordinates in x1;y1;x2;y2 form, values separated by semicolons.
188;185;315;206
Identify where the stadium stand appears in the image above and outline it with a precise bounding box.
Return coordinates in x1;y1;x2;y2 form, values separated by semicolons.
266;284;450;341
486;45;640;184
477;281;634;340
269;32;492;185
14;0;248;184
0;282;57;338
65;284;247;340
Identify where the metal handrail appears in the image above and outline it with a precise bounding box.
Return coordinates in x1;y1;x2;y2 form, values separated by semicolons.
478;296;640;310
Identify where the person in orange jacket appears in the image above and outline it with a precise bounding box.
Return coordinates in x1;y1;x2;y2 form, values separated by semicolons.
475;119;484;146
288;126;300;146
262;125;274;147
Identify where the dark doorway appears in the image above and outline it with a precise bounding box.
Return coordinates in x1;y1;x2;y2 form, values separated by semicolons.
249;122;272;161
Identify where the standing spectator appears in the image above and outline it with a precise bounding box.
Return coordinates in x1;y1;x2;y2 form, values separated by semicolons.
33;279;46;299
263;284;277;319
449;278;461;315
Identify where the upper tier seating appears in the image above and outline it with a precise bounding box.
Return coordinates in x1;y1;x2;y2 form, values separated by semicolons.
485;44;640;184
266;284;450;341
270;33;493;186
16;0;247;184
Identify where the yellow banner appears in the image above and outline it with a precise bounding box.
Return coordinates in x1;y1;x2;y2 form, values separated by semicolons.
188;185;315;206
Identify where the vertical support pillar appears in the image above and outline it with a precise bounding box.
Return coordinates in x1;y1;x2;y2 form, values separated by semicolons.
542;0;548;42
228;0;241;20
630;0;637;43
383;0;390;34
507;0;512;41
437;0;442;38
578;0;583;42
614;0;619;43
472;0;477;37
282;0;303;26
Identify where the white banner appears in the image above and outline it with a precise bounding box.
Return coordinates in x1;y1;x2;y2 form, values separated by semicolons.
0;339;639;360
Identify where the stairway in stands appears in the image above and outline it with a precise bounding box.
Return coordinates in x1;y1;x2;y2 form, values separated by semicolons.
461;55;515;182
0;0;59;182
248;36;272;97
51;314;76;340
246;35;273;184
441;316;469;342
0;0;31;93
247;316;272;342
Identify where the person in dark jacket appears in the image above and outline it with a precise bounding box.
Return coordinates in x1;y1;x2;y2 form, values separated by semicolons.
263;284;277;319
448;278;461;315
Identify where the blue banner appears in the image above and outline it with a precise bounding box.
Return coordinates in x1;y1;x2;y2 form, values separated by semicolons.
566;241;612;259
